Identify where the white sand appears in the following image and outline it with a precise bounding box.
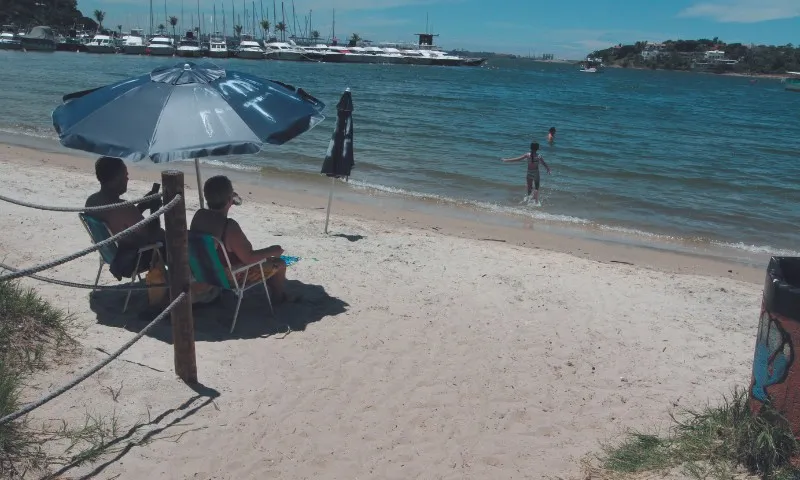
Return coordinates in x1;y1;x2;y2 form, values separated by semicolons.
0;152;762;479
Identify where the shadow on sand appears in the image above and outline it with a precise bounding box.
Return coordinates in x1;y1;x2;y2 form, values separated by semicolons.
88;279;348;343
47;383;221;479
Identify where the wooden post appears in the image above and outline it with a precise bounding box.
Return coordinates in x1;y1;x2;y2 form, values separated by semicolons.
162;170;197;384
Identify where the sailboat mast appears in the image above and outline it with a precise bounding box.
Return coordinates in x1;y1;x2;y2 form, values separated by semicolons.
272;0;277;27
232;0;235;37
291;0;297;38
197;0;201;37
252;1;255;37
281;2;285;41
149;0;154;36
260;0;265;32
163;0;168;32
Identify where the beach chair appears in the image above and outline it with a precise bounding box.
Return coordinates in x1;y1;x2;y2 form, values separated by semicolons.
187;231;275;334
78;213;164;312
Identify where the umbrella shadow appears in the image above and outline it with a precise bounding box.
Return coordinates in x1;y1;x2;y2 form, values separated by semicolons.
330;233;365;242
88;279;348;342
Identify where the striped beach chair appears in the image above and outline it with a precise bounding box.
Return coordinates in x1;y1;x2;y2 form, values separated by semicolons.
187;231;275;333
78;213;164;312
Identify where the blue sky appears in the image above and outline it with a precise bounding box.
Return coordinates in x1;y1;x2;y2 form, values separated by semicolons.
78;0;800;57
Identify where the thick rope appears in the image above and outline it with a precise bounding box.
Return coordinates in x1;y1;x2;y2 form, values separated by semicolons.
0;195;181;283
0;193;163;213
0;292;186;427
0;263;166;290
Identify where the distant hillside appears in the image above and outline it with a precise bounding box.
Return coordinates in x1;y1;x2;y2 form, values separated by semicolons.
589;38;800;74
1;0;98;32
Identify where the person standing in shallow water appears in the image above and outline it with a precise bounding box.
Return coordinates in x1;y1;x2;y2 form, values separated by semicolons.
501;142;551;206
548;127;556;144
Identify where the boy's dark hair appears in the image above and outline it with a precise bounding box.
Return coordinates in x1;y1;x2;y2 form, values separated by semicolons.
549;127;556;134
95;156;125;184
530;142;540;152
204;175;234;210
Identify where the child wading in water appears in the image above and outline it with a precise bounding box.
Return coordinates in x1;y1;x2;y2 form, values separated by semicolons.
501;142;551;206
548;127;556;144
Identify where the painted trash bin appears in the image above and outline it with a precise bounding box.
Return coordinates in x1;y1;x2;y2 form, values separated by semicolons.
750;257;800;435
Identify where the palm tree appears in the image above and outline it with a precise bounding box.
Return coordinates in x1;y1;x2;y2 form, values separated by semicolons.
276;21;286;41
157;24;166;35
117;25;123;35
169;16;178;41
348;33;361;47
234;24;243;38
311;30;320;42
260;20;270;40
93;10;105;32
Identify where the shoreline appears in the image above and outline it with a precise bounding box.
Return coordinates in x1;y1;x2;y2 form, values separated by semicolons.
0;142;766;284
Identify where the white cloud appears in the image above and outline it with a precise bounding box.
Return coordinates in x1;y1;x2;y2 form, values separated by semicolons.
677;0;800;22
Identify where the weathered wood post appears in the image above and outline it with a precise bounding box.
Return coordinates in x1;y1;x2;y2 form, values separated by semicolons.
162;170;197;384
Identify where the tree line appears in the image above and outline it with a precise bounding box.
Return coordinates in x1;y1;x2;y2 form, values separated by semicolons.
590;38;800;74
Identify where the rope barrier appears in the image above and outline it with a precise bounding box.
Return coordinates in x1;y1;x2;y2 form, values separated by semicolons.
0;193;163;213
0;292;186;427
0;263;166;290
0;195;181;283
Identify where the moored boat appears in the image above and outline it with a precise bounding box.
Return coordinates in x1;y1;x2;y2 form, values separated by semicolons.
19;26;56;52
85;34;118;54
146;35;175;56
208;34;228;58
784;72;800;92
0;26;20;50
236;35;264;59
176;32;203;57
263;41;308;61
122;28;147;54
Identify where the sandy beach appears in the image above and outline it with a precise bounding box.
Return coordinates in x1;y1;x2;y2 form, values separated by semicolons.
0;144;765;479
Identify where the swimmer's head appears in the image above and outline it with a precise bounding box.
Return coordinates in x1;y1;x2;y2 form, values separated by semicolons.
530;142;540;153
549;127;556;135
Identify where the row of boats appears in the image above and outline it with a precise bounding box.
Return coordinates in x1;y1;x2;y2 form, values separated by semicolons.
0;26;486;67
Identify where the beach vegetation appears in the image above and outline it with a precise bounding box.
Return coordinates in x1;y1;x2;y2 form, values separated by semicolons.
260;19;270;39
276;21;287;41
169;16;178;40
0;0;99;33
587;388;800;480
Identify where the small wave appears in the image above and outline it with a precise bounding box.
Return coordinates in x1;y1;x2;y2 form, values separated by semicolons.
710;241;800;257
347;179;591;225
194;158;261;172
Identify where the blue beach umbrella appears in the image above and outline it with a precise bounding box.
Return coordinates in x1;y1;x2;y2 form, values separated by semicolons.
321;88;355;234
52;61;325;207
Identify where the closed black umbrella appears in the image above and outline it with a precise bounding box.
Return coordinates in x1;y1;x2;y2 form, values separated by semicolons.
52;61;325;208
321;89;354;234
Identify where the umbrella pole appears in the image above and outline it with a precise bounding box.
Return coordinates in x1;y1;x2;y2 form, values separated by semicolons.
194;158;205;209
324;177;335;234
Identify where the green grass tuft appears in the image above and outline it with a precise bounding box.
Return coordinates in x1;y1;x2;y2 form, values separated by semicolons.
595;387;800;480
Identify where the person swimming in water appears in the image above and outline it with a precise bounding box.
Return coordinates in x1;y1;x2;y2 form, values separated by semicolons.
501;142;551;205
548;127;556;144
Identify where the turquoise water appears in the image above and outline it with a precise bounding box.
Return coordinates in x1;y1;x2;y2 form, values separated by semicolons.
1;50;799;256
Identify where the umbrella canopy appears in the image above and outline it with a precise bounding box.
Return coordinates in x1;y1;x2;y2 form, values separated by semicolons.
52;62;326;163
321;89;354;179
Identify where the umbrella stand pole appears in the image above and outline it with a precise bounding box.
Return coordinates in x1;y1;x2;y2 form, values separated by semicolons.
324;177;335;234
194;158;205;209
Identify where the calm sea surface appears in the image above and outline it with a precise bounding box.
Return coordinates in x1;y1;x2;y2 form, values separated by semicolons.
1;51;798;257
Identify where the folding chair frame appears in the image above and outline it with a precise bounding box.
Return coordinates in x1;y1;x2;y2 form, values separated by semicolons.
79;214;164;313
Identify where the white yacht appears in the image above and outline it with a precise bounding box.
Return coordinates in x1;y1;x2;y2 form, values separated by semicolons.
236;35;264;59
0;28;20;50
303;44;345;62
85;34;117;54
341;46;373;63
146;35;175;56
263;41;307;61
401;49;435;65
122;28;146;54
176;32;202;57
208;35;228;58
375;46;406;64
784;72;800;92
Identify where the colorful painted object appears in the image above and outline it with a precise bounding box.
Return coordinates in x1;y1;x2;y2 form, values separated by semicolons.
281;255;300;267
749;257;800;436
